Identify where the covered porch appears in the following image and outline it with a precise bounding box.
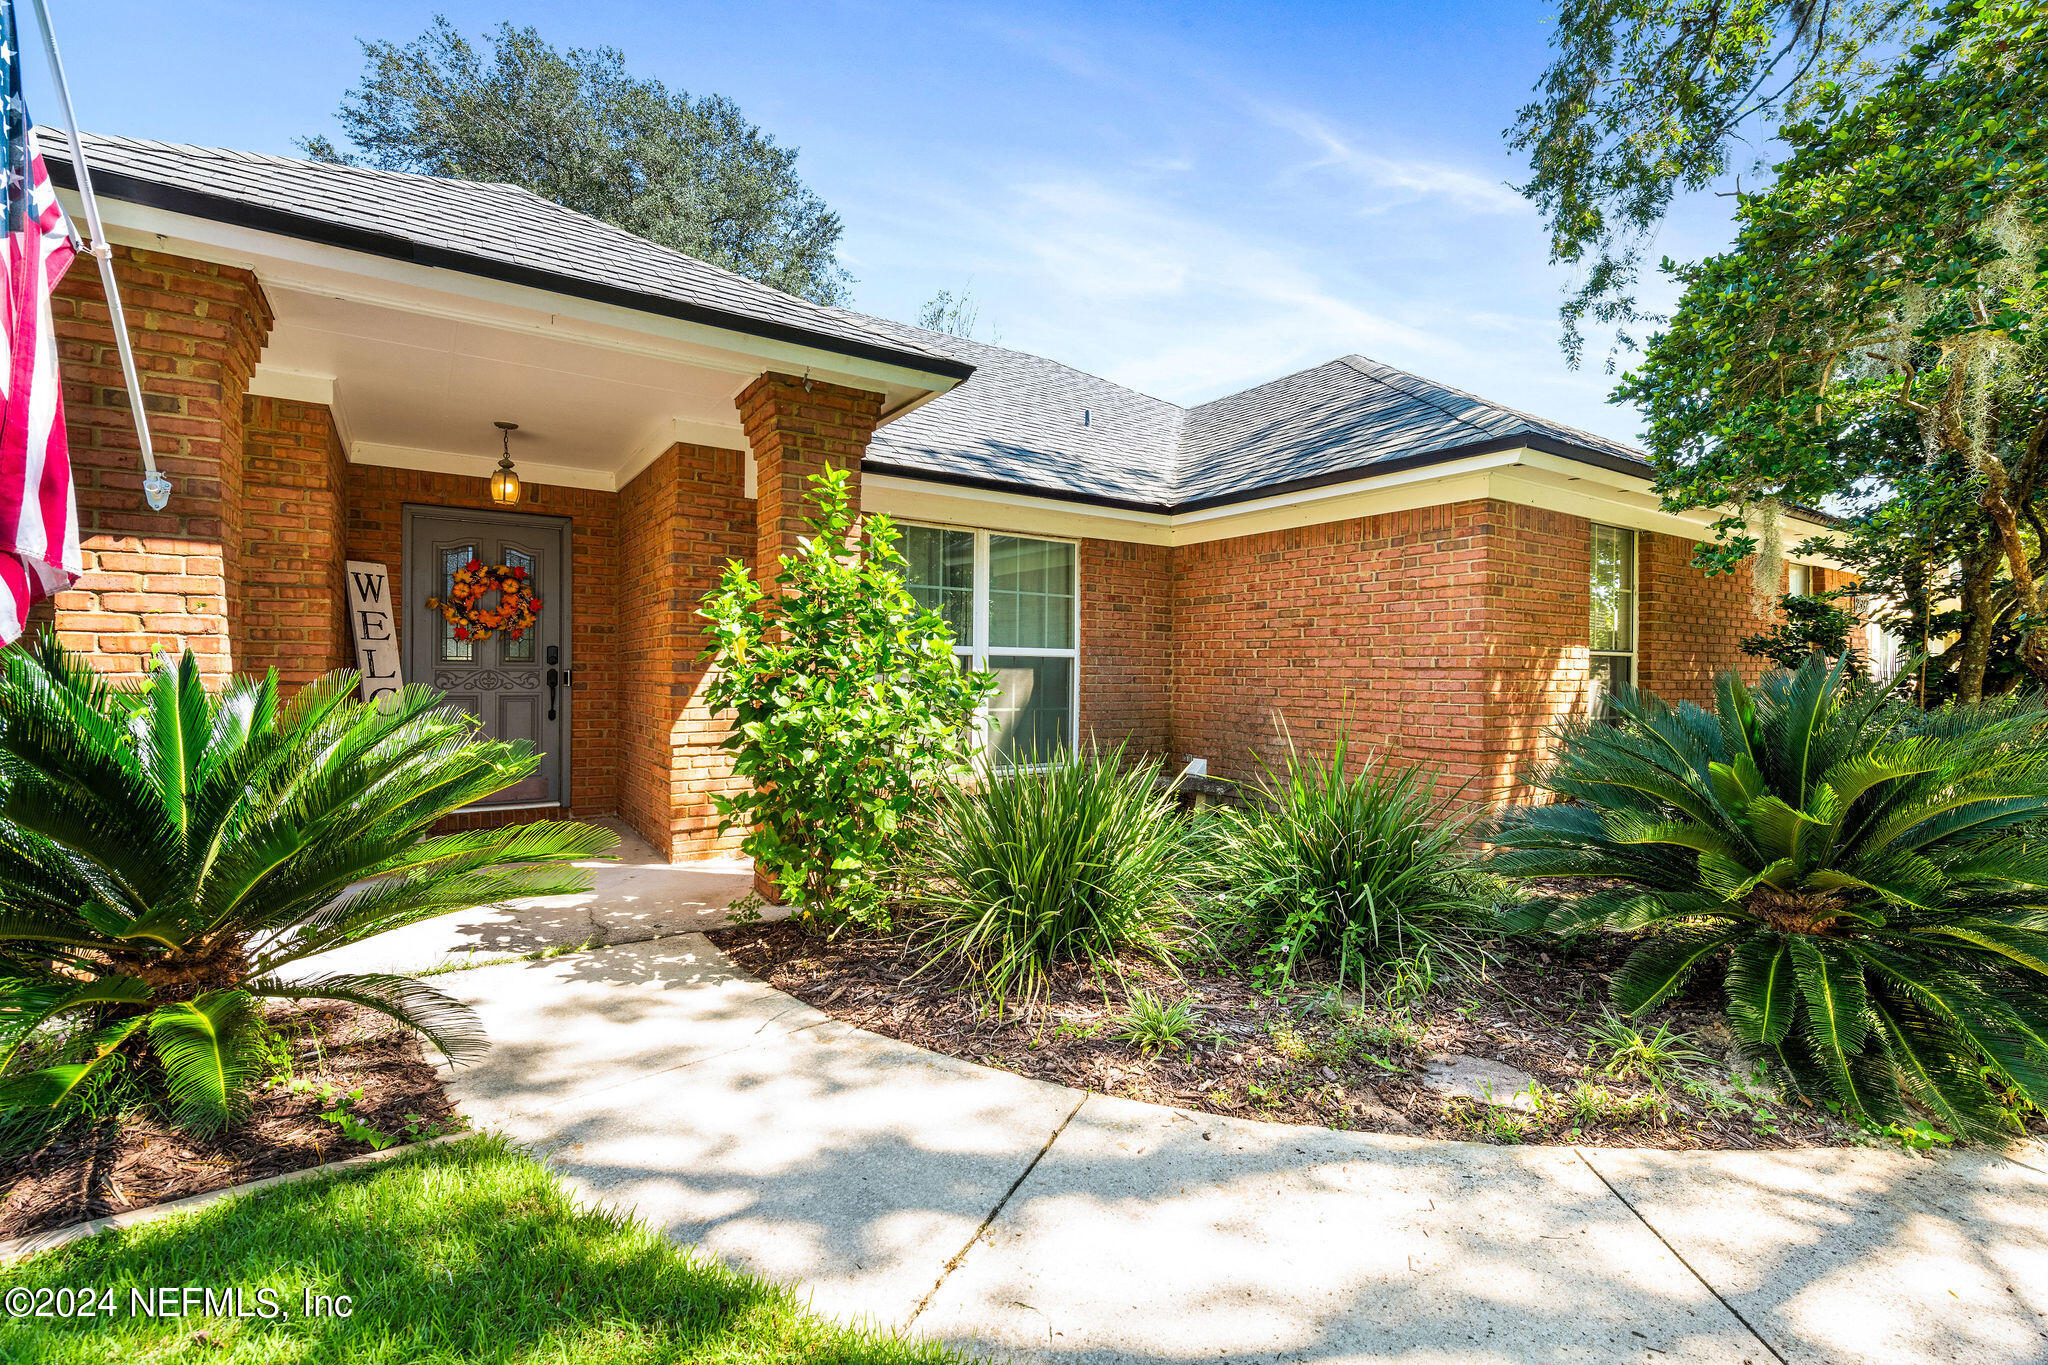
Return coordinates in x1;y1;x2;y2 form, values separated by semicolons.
41;141;972;860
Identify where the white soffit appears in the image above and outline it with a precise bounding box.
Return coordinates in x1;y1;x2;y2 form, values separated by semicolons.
352;441;617;493
83;194;955;493
254;281;764;492
868;449;1841;566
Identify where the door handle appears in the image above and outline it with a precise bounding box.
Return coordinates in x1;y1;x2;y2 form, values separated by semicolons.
546;666;560;721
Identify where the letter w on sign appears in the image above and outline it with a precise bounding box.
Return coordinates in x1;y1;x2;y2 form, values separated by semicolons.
345;560;403;708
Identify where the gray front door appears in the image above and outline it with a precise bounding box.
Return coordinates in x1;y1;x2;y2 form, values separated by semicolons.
402;506;571;808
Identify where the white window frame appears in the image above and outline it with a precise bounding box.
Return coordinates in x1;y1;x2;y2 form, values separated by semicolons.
899;520;1081;761
1589;523;1639;717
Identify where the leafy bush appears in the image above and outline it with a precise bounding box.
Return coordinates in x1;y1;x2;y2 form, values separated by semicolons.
908;744;1186;1010
700;467;994;924
0;640;611;1138
1494;656;2048;1138
1740;590;1863;673
1204;736;1489;992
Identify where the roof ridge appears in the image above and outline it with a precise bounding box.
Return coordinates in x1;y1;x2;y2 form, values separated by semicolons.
1339;353;1644;458
1336;355;1503;442
842;311;1187;410
75;133;567;203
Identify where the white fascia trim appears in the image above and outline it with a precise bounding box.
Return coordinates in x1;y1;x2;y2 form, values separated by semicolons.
863;475;1174;545
245;364;356;452
246;366;332;406
867;448;1845;564
351;440;617;493
80;193;964;398
1496;454;1841;566
613;415;752;489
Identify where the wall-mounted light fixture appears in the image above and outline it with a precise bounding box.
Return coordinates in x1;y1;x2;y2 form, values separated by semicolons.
490;421;522;505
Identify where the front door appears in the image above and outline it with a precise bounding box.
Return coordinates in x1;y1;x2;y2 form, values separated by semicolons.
402;506;571;808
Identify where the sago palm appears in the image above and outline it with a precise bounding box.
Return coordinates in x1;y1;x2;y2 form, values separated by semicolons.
1492;655;2048;1138
0;638;614;1134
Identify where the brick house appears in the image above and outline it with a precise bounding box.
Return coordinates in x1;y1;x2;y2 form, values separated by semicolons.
31;134;1841;861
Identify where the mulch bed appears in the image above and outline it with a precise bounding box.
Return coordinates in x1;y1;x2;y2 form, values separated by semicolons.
0;1002;460;1240
712;919;1867;1150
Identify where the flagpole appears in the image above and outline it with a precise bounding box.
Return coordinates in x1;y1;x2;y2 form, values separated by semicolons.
25;0;168;510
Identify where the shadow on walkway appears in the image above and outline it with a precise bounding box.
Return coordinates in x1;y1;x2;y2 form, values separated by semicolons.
439;936;2048;1365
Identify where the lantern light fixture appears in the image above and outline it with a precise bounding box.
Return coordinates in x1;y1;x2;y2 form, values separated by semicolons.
490;421;521;505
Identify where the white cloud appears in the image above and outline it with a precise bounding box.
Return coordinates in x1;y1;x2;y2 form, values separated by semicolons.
854;173;1458;403
1256;103;1528;216
838;152;1640;442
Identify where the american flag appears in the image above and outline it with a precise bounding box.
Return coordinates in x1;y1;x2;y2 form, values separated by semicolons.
0;0;78;645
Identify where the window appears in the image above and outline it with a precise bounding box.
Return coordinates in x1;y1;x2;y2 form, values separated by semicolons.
1589;524;1636;720
437;544;478;663
900;524;1078;763
1786;563;1812;598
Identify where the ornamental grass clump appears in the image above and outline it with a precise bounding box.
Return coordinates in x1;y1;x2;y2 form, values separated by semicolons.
1492;655;2048;1139
908;744;1187;1011
0;638;613;1141
1204;735;1490;992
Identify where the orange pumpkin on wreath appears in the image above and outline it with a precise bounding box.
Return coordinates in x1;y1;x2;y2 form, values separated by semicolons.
426;559;544;643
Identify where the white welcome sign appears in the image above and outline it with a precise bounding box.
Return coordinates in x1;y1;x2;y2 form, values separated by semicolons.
344;560;403;709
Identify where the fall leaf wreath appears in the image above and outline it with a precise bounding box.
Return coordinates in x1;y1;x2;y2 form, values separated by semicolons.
426;559;544;643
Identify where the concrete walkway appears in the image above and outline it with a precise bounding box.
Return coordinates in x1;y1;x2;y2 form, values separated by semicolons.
303;820;758;977
422;933;2048;1365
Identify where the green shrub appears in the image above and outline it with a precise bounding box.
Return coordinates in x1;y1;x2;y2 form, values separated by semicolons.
699;467;994;925
1493;656;2048;1139
1204;735;1489;992
908;744;1186;1010
1583;1013;1710;1085
0;640;611;1140
1115;989;1200;1056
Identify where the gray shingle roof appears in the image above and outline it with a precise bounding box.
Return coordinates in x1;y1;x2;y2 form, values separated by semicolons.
850;317;1185;504
50;132;1648;512
1175;355;1647;508
43;133;970;381
858;327;1648;512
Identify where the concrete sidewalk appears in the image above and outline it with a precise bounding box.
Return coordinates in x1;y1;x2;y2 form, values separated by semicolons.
428;934;2048;1365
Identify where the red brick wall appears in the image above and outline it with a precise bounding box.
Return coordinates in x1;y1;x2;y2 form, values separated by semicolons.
1168;501;1495;794
1079;538;1172;754
1637;530;1773;705
1158;504;1807;806
343;465;620;820
239;396;348;685
618;443;753;859
41;246;271;682
1479;503;1591;801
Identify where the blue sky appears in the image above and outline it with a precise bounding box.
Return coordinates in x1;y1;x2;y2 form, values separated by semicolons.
22;0;1742;443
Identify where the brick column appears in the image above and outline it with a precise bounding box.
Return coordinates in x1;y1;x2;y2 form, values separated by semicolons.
617;441;753;861
734;373;884;894
736;372;883;574
241;396;349;686
42;246;272;684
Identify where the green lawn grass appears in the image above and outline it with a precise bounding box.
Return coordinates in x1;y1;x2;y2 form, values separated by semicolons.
1;1134;976;1364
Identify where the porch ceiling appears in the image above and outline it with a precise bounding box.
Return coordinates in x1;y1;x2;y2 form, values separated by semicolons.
79;189;948;496
255;284;763;492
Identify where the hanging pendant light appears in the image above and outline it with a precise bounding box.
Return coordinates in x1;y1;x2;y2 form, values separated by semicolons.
490;421;522;505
